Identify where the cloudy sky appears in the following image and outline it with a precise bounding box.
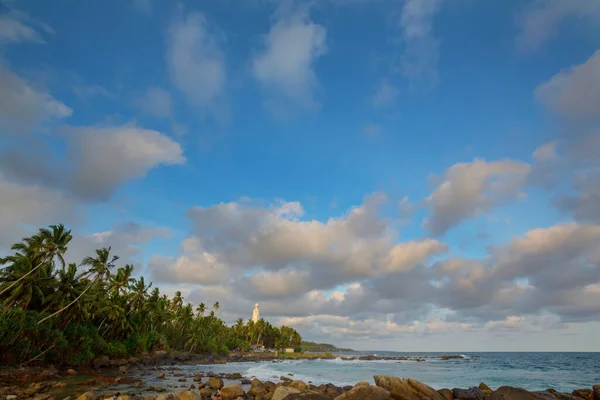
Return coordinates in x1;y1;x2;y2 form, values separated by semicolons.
1;0;600;351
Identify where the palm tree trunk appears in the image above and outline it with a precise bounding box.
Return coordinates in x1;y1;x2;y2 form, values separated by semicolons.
38;276;97;324
0;257;49;296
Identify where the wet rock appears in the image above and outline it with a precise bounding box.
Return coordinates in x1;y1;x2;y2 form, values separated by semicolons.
178;391;200;400
208;377;224;390
221;385;244;400
572;390;592;400
343;386;353;392
226;373;243;380
157;373;166;379
593;386;600;400
273;386;301;400
374;376;446;400
281;376;293;383
54;382;68;389
136;382;142;388
178;378;187;382
241;379;252;385
452;387;484;400
440;355;464;361
200;388;212;398
438;389;453;400
155;387;165;393
66;369;77;376
193;375;203;382
334;384;391;400
119;366;128;373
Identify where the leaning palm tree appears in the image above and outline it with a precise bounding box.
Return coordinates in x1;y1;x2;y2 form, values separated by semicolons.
0;224;71;296
38;247;118;324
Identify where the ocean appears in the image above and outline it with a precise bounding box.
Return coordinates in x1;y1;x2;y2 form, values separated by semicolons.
175;352;600;392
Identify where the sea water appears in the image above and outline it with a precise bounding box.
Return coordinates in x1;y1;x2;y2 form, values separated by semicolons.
176;352;600;392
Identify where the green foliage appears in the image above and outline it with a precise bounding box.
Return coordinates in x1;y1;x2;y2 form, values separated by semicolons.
0;224;303;366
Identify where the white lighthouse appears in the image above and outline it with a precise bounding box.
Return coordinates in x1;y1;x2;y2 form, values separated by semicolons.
252;303;260;323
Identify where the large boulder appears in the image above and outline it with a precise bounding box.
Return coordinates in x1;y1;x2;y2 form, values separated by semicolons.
334;383;391;400
486;387;547;400
572;390;592;400
156;373;166;379
208;377;224;390
479;384;492;394
93;356;110;368
221;385;244;400
289;381;309;391
282;391;331;400
200;388;212;398
273;386;301;400
438;389;453;400
77;392;96;400
453;387;484;400
66;369;77;376
593;386;600;400
41;365;59;377
178;391;200;400
374;377;446;400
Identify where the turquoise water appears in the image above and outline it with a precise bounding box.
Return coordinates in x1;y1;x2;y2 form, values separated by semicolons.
182;352;600;392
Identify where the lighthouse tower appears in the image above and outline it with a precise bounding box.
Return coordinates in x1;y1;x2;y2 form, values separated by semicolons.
252;303;260;323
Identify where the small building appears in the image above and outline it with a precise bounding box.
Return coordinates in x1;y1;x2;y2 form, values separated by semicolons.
284;348;294;353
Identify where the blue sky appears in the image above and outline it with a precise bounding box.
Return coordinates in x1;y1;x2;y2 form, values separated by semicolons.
1;0;600;351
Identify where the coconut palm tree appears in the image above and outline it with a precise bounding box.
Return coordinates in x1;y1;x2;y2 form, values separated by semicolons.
38;247;118;324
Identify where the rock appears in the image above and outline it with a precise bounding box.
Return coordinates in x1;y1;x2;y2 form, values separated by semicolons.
374;376;446;400
221;385;244;400
242;379;252;385
289;381;308;391
118;396;134;400
33;394;54;400
273;386;302;400
54;382;68;389
334;384;391;400
479;384;492;394
326;385;343;398
486;387;544;400
178;378;187;382
119;366;128;373
438;389;453;400
42;365;59;377
155;387;165;392
93;356;110;368
593;386;600;400
193;375;203;382
156;396;168;400
208;377;224;390
154;350;168;358
572;390;592;400
178;391;200;400
200;388;212;398
77;392;96;400
282;391;331;400
6;396;17;400
157;373;166;379
281;376;293;383
66;369;77;376
452;387;484;400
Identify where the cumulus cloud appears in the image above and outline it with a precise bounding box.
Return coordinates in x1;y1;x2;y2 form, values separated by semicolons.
62;124;186;201
0;173;79;250
67;221;172;267
133;86;173;118
167;12;225;113
0;63;72;136
535;49;600;124
396;0;443;91
423;158;531;236
516;0;600;51
252;6;327;114
555;167;600;222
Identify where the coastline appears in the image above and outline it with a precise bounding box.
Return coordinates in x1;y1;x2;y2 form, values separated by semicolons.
1;351;599;400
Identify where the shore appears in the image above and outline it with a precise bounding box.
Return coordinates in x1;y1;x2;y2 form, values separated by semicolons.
0;351;598;400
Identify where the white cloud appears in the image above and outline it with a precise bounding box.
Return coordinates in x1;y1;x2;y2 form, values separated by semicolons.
396;0;443;91
532;141;557;162
0;173;79;249
133;86;173;118
0;10;53;44
535;49;600;124
167;12;225;113
0;63;72;136
423;158;531;236
371;80;398;108
383;239;447;273
516;0;600;51
62;124;186;201
252;7;327;113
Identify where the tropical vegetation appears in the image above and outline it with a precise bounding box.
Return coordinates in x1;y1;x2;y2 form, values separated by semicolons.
0;224;302;366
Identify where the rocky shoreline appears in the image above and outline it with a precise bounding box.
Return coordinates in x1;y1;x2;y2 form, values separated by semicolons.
1;351;597;400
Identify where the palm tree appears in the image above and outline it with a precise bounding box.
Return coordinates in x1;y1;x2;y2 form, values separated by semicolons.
213;301;220;312
0;225;71;297
44;263;87;326
196;302;206;317
38;247;118;324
